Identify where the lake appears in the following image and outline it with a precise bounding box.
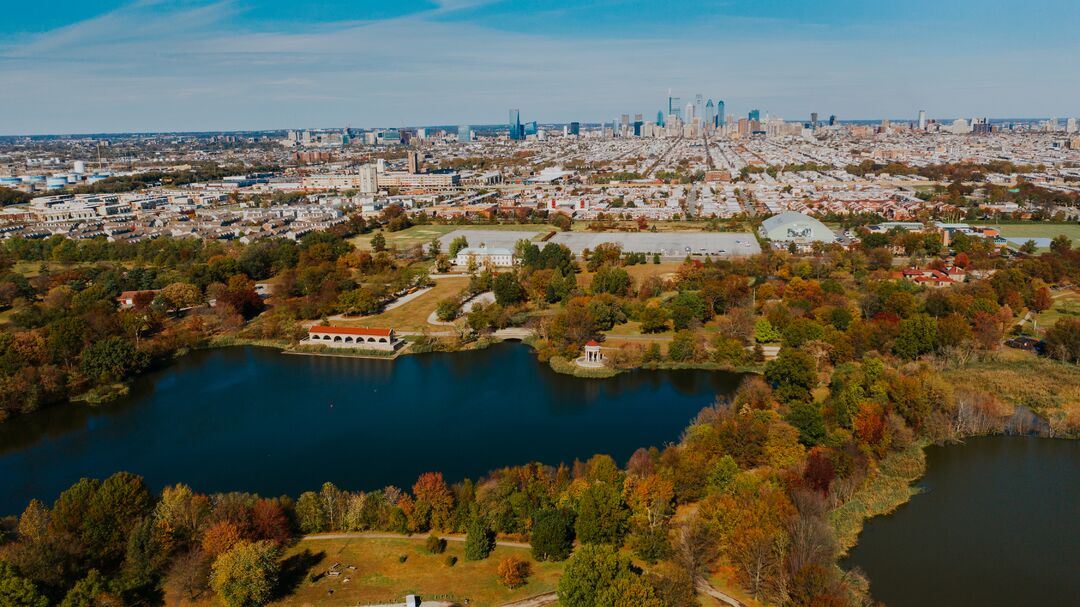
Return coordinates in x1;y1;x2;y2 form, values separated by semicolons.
0;343;742;515
845;436;1080;607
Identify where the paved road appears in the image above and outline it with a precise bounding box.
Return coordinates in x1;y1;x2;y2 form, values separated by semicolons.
302;531;531;549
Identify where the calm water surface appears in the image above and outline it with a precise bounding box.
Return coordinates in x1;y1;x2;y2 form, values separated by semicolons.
845;436;1080;607
0;343;741;515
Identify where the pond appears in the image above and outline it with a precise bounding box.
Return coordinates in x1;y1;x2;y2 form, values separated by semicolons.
845;436;1080;606
0;343;743;515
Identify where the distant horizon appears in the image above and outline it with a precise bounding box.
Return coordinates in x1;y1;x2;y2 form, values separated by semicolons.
1;1;1077;135
0;117;1068;140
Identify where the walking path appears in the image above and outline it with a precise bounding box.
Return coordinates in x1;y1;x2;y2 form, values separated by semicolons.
426;291;495;326
302;531;532;549
697;581;747;607
302;532;746;607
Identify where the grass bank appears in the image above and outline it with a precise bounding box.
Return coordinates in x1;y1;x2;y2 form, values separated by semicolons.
831;443;928;555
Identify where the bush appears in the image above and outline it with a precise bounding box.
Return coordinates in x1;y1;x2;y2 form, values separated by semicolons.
497;556;531;589
398;554;408;563
425;534;447;554
444;555;458;567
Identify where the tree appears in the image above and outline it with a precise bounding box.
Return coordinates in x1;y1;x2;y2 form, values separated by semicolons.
158;282;202;313
894;313;937;360
764;349;818;403
639;305;669;334
1032;287;1053;313
210;541;281;607
82;471;154;568
1049;234;1072;254
754;318;782;343
557;544;661;607
80;336;148;384
0;561;48;607
786;401;826;445
1045;317;1080;363
465;519;495;561
449;235;469;257
1019;239;1038;254
295;492;326;534
202;521;243;557
530;508;575;561
371;232;387;252
574;483;629;545
493;273;525;306
667;330;696;362
413;472;455;531
337;288;380;316
251;499;291;545
60;569;114;607
496;556;531;589
591;266;631;296
428;239;441;257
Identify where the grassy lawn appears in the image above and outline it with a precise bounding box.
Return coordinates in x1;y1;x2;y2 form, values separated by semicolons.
1031;289;1080;330
576;262;684;289
988;223;1080;251
351;224;550;252
10;260;137;277
351;225;461;252
336;277;470;331
941;349;1080;435
272;537;563;607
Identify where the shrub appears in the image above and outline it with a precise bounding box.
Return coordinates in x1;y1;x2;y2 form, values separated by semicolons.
425;534;447;555
398;554;408;563
497;556;531;589
444;555;458;567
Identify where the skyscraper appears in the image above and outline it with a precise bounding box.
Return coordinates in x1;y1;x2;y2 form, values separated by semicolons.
748;109;761;122
457;125;471;142
685;103;696;123
716;100;725;125
918;110;927;130
694;94;704;123
810;112;819;128
656;111;665;127
509;109;522;140
668;93;682;121
406;150;421;174
829;115;837;126
569;121;580;136
704;100;716;129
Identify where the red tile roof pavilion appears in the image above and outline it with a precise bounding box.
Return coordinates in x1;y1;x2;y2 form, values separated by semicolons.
309;326;393;337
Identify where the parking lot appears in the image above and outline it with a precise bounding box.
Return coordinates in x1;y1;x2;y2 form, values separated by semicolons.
549;231;760;258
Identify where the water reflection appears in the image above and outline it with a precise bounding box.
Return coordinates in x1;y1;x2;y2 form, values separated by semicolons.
0;343;744;515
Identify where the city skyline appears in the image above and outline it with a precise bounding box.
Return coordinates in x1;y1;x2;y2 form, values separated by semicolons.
1;0;1079;135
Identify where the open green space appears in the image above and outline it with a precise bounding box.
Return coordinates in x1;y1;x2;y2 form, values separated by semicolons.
1031;289;1080;330
336;276;470;331
351;224;549;252
987;222;1080;250
270;536;564;607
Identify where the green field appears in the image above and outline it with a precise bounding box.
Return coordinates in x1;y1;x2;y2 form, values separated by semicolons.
1032;289;1080;330
272;537;563;607
987;223;1080;250
351;224;548;251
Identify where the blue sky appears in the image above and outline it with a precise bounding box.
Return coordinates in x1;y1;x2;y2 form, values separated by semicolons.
1;0;1077;134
